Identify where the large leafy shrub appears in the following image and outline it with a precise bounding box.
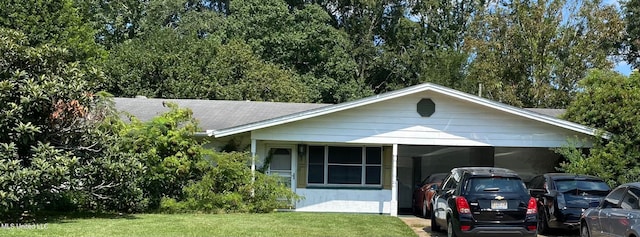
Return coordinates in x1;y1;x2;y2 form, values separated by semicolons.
0;27;144;221
160;152;300;213
118;103;212;209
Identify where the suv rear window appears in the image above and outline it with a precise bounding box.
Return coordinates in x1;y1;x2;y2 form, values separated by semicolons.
555;179;610;192
467;177;527;194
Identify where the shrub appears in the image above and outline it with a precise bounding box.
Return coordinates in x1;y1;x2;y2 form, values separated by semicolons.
159;152;300;213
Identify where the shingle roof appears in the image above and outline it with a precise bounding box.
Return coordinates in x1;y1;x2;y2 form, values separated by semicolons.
113;97;330;131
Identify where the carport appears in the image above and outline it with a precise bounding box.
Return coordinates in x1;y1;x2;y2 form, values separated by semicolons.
396;145;562;214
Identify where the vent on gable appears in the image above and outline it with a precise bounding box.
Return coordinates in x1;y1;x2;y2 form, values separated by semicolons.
417;98;435;117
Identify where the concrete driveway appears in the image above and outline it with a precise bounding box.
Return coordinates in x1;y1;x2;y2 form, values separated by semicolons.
399;215;579;237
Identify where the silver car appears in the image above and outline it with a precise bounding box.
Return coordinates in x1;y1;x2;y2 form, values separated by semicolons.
580;182;640;237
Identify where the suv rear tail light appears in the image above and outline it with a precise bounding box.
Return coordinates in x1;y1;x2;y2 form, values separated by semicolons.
526;197;537;214
456;196;471;214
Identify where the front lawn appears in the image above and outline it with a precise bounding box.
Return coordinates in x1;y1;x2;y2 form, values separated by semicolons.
1;212;415;237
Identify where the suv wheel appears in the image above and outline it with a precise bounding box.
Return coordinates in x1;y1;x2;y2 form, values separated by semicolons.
430;207;440;231
447;218;457;237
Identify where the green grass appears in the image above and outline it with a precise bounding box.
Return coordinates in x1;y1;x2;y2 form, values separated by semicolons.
0;212;416;237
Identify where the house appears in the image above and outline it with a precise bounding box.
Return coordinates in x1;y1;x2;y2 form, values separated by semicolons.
115;83;598;216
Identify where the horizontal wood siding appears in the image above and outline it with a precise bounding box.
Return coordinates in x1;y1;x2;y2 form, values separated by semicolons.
252;92;592;147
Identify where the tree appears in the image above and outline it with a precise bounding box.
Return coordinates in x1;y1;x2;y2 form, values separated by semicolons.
557;69;640;187
75;0;148;50
465;0;624;108
0;28;143;220
0;0;105;61
103;26;312;102
624;0;640;69
228;0;371;102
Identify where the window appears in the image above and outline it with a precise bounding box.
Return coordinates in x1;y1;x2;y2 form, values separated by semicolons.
468;177;527;194
307;146;382;186
622;188;640;210
603;187;626;208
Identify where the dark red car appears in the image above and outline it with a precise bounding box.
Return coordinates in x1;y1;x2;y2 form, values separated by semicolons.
412;173;448;217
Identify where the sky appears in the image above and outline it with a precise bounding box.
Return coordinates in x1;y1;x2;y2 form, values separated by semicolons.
615;61;633;76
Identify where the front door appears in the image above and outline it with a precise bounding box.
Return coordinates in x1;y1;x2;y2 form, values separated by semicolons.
267;146;296;195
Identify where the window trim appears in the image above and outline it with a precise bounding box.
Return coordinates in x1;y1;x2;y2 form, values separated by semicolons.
307;145;382;188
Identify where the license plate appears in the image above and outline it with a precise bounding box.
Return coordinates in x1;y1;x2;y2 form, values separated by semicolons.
491;200;508;209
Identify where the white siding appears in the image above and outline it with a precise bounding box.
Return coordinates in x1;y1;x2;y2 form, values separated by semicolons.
295;188;392;214
253;92;592;147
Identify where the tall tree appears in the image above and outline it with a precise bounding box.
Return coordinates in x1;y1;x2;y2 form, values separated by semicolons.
0;0;105;61
0;28;144;219
557;69;640;187
228;0;370;103
465;0;624;108
625;0;640;69
103;27;312;102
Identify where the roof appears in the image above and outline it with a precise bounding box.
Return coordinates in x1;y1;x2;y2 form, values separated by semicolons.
208;83;599;138
113;97;330;131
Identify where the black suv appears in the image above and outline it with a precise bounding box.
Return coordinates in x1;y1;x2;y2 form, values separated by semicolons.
528;173;610;234
431;167;537;237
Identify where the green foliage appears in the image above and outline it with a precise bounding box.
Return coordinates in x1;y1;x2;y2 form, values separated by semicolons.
558;70;640;187
118;102;212;209
625;0;640;68
103;25;312;102
159;152;300;214
0;28;144;221
465;0;624;108
0;0;105;61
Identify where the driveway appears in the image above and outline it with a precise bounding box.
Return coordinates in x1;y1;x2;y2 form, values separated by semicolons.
399;215;579;237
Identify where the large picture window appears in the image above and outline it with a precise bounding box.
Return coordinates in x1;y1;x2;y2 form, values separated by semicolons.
307;146;382;186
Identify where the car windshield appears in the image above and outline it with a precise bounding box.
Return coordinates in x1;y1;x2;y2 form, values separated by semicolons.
468;177;527;194
555;179;610;193
422;173;447;184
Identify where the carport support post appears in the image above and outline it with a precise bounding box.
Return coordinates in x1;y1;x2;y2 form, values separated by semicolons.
250;139;256;197
391;144;398;216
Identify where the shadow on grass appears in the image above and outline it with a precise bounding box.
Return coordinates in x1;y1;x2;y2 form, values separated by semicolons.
30;211;139;224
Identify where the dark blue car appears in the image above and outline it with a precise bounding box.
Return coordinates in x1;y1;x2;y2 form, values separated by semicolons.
528;173;611;234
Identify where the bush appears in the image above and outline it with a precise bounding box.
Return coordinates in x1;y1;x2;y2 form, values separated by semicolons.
159;152;300;213
118;103;212;209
